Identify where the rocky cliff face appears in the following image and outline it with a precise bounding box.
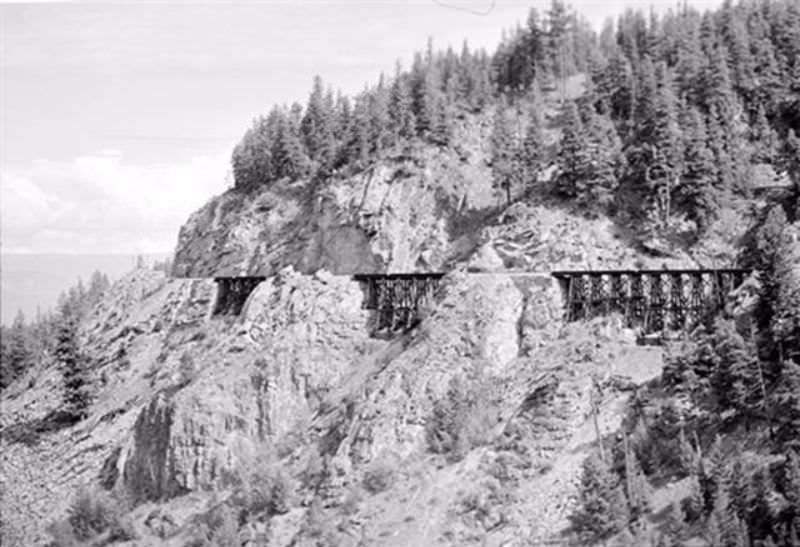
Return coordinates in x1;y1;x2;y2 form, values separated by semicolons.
172;123;499;278
1;108;759;546
1;257;668;546
0;268;376;543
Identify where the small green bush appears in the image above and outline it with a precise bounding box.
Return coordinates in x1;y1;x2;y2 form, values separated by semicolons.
362;459;396;494
206;504;239;547
47;485;136;546
231;450;296;520
425;375;502;462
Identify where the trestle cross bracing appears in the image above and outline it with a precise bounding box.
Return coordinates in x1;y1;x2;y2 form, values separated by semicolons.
353;273;446;332
213;276;267;316
552;269;752;333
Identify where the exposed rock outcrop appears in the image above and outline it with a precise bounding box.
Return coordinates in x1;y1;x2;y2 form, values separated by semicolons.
173;136;498;278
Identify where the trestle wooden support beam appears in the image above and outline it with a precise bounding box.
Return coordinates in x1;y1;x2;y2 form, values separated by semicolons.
552;269;752;333
353;273;446;332
213;276;267;316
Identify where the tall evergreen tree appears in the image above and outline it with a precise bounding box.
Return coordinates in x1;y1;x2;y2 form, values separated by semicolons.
570;452;630;543
490;105;519;205
369;75;393;154
1;310;32;389
301;76;337;173
389;64;417;141
231;115;275;190
56;305;91;421
519;104;545;191
346;94;372;169
678;106;719;233
555;100;587;199
273;105;311;180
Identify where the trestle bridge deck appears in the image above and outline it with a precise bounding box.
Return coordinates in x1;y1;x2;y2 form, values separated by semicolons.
213;268;753;335
352;273;445;331
212;276;267;316
552;268;752;333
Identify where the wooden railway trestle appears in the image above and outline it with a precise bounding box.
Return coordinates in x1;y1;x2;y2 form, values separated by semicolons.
551;269;752;333
353;273;446;332
213;276;267;316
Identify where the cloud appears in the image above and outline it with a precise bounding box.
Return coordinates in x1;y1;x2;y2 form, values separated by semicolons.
0;152;230;254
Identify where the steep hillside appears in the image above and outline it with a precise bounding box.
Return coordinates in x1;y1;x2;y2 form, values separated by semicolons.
0;263;666;546
2;0;799;544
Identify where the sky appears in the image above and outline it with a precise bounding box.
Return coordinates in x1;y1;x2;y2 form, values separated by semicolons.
0;0;727;256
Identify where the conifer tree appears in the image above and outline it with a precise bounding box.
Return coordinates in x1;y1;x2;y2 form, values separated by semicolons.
332;93;352;167
301;76;337;173
750;104;778;163
272;107;310;180
682;473;705;522
772;360;800;451
674;11;706;104
662;502;687;547
555;101;587;199
519;104;545;191
570;452;630;543
677;106;719;233
231;115;275;190
622;436;652;526
709;319;762;417
369;76;393;155
579;107;623;211
780;130;800;221
490;105;519;205
389;65;417;141
547;0;575;97
783;451;800;528
771;234;800;365
56;305;91;421
346;94;372;169
1;310;32;389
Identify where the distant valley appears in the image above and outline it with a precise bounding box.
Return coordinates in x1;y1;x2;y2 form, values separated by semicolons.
0;253;169;324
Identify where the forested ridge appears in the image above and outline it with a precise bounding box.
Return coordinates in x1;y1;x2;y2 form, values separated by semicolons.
2;2;800;545
228;1;800;545
232;0;799;237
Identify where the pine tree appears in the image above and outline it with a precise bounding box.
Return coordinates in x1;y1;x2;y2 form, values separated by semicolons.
1;310;32;389
709;319;762;417
273;105;311;180
301;76;337;173
750;104;778;163
555;100;587;199
547;0;575;91
682;473;705;522
570;452;630;543
519;104;545;192
783;451;800;530
389;65;417;141
677;106;719;233
772;360;800;451
56;305;91;421
662;502;686;547
490;105;519;206
780;130;800;222
708;488;748;547
622;436;652;526
578;106;622;212
771;233;800;364
346;94;372;169
369;75;393;154
231;115;275;190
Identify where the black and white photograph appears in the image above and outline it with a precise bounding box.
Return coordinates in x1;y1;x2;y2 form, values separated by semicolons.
1;0;799;545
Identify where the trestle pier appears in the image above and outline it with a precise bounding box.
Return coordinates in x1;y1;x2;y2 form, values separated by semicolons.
551;268;752;333
213;276;267;316
353;273;446;332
